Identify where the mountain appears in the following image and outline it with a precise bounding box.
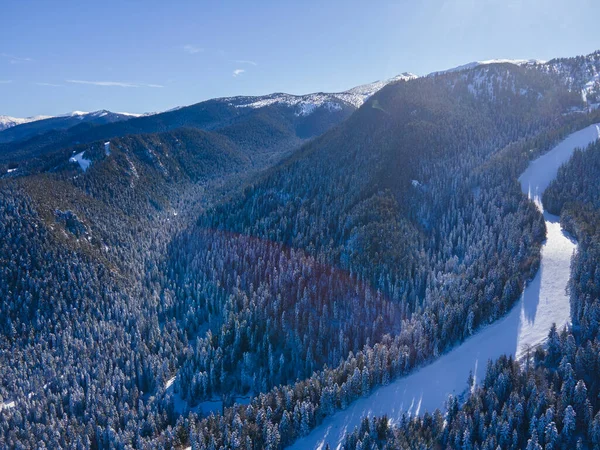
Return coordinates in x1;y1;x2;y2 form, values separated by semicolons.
0;74;410;166
0;110;146;145
2;49;600;450
0;114;52;132
161;53;600;449
430;58;545;75
222;73;417;110
540;50;600;109
430;52;600;110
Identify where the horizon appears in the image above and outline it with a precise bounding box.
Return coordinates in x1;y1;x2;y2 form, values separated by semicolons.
2;0;600;117
3;50;598;120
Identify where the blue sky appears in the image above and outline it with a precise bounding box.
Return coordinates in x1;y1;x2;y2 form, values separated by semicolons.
1;0;599;117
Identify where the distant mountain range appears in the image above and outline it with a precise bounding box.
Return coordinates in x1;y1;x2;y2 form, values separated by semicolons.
0;73;417;165
1;51;598;169
0;73;416;135
0;110;153;144
221;72;417;111
0;114;53;132
429;58;545;75
3;50;599;148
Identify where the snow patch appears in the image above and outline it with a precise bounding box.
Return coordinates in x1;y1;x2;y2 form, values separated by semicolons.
165;376;176;390
225;73;416;114
116;111;145;117
0;114;53;132
146;147;168;176
125;155;139;184
104;141;111;155
69;151;92;172
0;401;15;411
431;59;543;76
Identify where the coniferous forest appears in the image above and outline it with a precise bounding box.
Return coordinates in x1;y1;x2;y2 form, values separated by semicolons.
1;49;600;449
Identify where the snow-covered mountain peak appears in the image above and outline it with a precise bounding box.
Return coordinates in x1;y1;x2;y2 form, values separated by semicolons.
0;115;53;132
335;73;417;107
67;110;90;117
430;59;545;76
224;73;416;116
54;110;154;120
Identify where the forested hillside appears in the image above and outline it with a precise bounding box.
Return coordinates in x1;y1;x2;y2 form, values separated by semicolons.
337;131;600;450
0;126;261;448
145;64;596;449
179;64;570;398
1;51;600;450
0;109;338;447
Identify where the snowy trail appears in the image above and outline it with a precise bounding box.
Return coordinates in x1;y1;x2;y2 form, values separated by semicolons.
288;123;600;450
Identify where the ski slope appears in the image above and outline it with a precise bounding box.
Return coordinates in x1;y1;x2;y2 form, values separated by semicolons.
288;124;600;450
519;124;600;205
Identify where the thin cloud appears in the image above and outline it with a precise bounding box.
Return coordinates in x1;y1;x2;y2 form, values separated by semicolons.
1;53;33;64
233;59;258;66
67;79;138;88
36;82;63;87
66;80;163;88
183;44;203;54
232;69;245;77
0;80;12;84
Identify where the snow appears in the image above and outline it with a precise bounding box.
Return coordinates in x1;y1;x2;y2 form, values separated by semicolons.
431;59;544;76
519;124;600;201
116;111;146;117
288;124;600;450
126;155;139;179
478;58;545;66
0;114;52;132
57;110;153;120
7;168;16;173
225;73;416;114
165;376;176;390
461;67;512;99
69;151;92;172
296;102;318;117
538;53;600;111
104;141;111;155
582;73;600;107
333;73;417;108
0;401;15;411
68;111;90;118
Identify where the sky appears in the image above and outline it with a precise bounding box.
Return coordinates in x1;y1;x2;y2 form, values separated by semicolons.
1;0;599;117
